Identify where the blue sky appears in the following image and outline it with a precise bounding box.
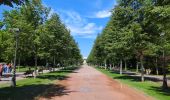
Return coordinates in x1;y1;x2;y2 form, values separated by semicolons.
0;0;117;58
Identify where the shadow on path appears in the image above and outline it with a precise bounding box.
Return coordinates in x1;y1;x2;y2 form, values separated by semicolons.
0;66;81;100
37;75;69;81
0;84;71;100
57;67;81;73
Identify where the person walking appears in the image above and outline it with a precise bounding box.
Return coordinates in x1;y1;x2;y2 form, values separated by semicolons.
7;63;12;73
3;64;8;73
0;64;3;81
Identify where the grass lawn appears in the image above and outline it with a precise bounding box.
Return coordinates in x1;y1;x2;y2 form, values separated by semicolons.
0;66;79;100
96;67;170;100
16;66;34;72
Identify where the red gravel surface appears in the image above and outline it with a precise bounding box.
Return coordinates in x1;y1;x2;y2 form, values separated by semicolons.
39;65;153;100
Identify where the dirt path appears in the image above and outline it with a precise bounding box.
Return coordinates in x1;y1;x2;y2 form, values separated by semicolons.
40;65;153;100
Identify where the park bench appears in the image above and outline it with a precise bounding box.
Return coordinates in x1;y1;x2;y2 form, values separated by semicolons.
24;70;34;77
2;73;12;78
38;68;43;74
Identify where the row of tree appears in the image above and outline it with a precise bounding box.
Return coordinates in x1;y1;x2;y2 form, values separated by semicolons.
87;0;170;89
0;0;83;70
0;0;28;7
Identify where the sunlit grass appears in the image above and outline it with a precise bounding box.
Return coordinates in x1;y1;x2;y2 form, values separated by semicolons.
96;67;170;100
0;66;79;99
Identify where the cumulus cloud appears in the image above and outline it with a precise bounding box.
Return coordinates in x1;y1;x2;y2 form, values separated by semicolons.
69;23;102;35
57;10;103;38
87;10;112;18
95;10;112;18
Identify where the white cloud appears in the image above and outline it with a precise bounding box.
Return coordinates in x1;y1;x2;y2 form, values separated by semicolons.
57;10;103;38
69;23;102;35
95;10;112;18
87;10;112;19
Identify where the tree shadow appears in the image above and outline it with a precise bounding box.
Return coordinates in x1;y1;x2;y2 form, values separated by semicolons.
37;75;69;81
114;75;163;82
0;67;81;100
111;70;163;82
28;67;81;80
114;75;141;82
57;70;78;73
149;86;170;96
110;70;137;75
54;67;81;73
0;84;73;100
41;84;76;99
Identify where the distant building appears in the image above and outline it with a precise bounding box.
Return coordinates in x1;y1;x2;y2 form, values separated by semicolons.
83;57;87;64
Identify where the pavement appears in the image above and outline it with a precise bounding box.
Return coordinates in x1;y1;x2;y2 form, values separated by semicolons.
123;71;170;85
39;65;153;100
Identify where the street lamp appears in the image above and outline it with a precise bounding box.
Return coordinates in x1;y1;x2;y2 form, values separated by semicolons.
10;28;19;87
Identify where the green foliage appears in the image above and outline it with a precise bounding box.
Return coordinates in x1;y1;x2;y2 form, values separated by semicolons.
87;0;170;83
0;0;83;67
0;0;28;7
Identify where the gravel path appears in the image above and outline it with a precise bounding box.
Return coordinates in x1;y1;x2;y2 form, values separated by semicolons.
40;65;153;100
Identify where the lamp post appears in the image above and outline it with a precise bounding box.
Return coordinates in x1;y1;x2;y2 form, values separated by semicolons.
11;28;19;87
160;32;168;89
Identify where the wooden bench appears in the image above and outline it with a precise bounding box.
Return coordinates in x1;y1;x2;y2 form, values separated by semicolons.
2;73;12;78
24;70;34;77
38;68;43;74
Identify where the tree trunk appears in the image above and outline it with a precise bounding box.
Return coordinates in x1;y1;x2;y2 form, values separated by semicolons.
155;57;159;75
162;50;168;89
18;55;21;72
109;64;112;70
105;59;107;70
53;56;56;71
136;62;139;73
11;35;18;87
34;53;37;78
140;55;144;82
120;59;122;75
124;59;127;71
18;55;20;66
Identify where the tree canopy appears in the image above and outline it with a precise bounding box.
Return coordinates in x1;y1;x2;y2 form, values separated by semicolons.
87;0;170;88
0;0;28;7
0;0;83;67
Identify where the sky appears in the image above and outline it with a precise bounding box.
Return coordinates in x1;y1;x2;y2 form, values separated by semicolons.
0;0;117;58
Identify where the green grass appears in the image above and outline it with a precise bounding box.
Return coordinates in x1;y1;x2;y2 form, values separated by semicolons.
0;66;79;100
16;66;34;72
96;67;170;100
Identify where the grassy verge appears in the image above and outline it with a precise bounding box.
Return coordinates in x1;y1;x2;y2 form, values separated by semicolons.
0;66;79;100
16;66;34;72
96;67;170;100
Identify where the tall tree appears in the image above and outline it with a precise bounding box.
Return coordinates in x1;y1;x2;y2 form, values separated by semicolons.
0;0;27;7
